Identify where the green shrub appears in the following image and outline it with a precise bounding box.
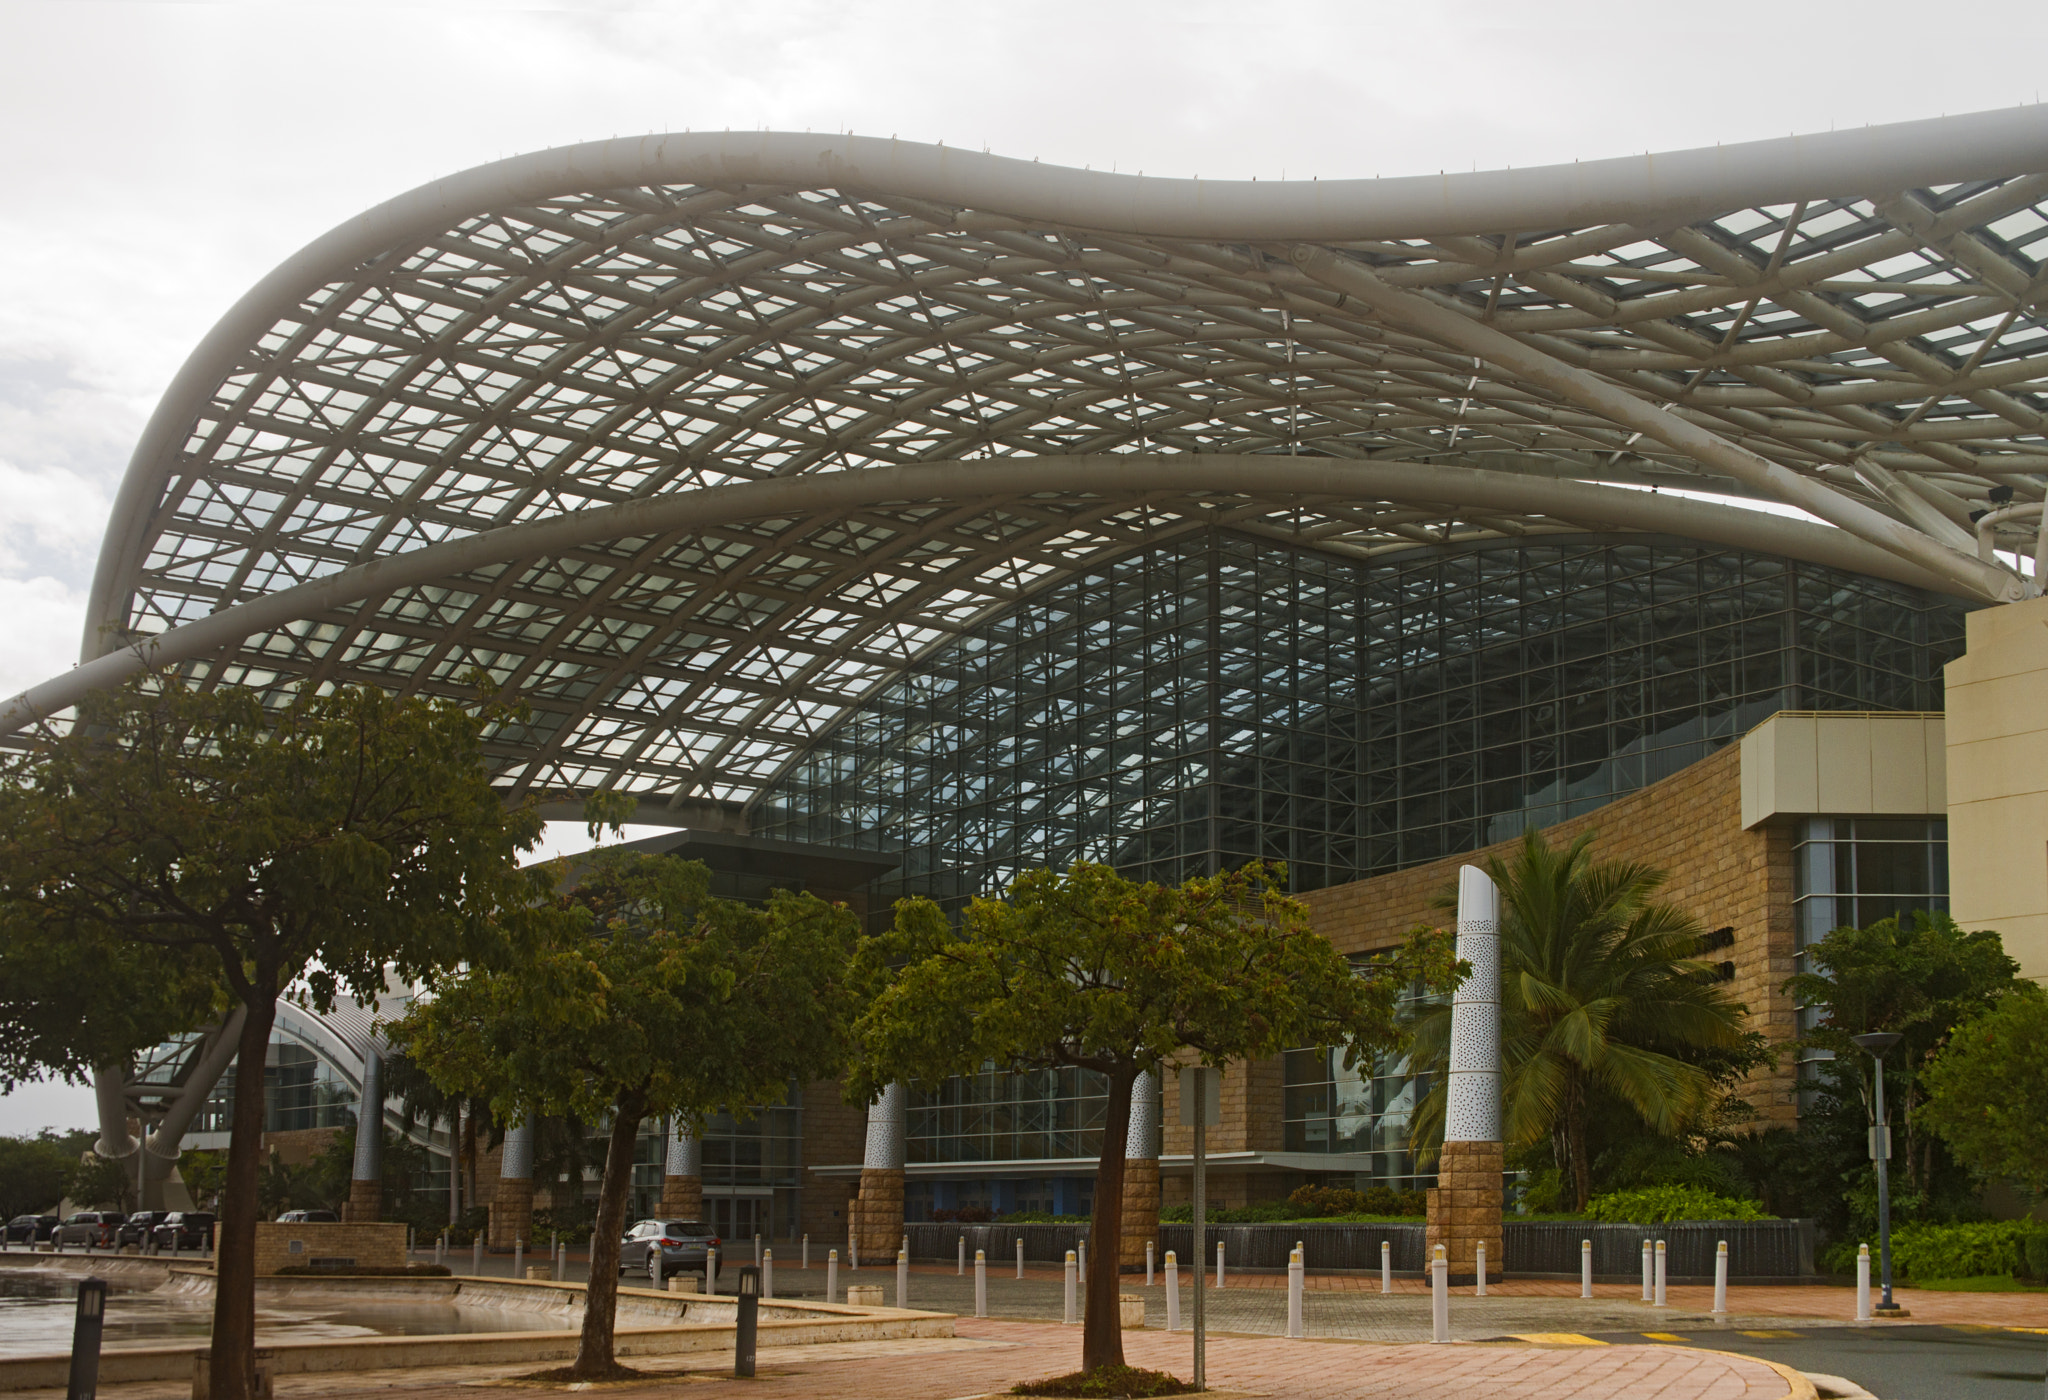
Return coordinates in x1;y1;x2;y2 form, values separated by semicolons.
1285;1184;1427;1218
994;1212;1090;1224
1887;1221;2047;1281
1581;1185;1771;1223
2025;1230;2048;1282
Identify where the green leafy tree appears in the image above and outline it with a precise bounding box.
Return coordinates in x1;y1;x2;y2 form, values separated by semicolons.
850;860;1456;1374
390;851;862;1380
1784;910;2019;1203
0;674;542;1400
1408;829;1750;1212
0;1133;79;1218
1918;984;2048;1196
178;1149;228;1212
382;1050;494;1226
68;1152;135;1211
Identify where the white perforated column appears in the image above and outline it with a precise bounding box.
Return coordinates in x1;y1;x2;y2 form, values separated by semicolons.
1445;865;1501;1143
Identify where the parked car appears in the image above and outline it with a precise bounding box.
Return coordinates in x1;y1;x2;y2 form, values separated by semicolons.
5;1214;58;1245
275;1209;339;1223
150;1212;217;1252
617;1218;719;1284
55;1211;126;1249
116;1211;172;1250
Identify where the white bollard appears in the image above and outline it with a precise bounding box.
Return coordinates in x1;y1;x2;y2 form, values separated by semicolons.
436;1232;446;1266
557;1240;567;1280
1078;1237;1087;1279
850;1233;859;1271
473;1237;483;1275
1381;1239;1392;1294
1654;1239;1668;1306
1476;1242;1487;1296
514;1238;524;1278
896;1247;909;1308
959;1236;967;1275
1165;1250;1180;1331
1431;1244;1449;1343
1712;1240;1729;1318
826;1248;838;1304
1641;1239;1653;1301
1146;1239;1154;1286
763;1248;773;1298
1286;1246;1304;1339
1216;1238;1226;1289
1856;1243;1872;1321
974;1248;987;1317
1017;1237;1025;1280
755;1233;762;1265
652;1239;664;1289
1581;1238;1593;1298
706;1246;718;1295
803;1234;809;1270
1063;1249;1078;1325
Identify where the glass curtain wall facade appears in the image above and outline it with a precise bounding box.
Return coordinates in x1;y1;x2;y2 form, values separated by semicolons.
758;531;1964;908
757;530;1969;1187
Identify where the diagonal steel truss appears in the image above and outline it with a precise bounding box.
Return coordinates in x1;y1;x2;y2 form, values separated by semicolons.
9;111;2046;824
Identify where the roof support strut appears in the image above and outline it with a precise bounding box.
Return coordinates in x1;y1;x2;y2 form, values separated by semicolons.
1286;244;2029;603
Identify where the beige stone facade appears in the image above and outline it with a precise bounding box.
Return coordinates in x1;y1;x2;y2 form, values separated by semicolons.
245;1221;406;1275
1945;593;2048;983
1119;1159;1160;1267
1426;1140;1504;1283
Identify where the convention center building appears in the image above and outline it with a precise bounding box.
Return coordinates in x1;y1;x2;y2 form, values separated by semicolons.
12;109;2046;1249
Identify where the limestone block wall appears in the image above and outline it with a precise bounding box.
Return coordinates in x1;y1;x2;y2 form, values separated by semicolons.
244;1221;407;1274
1303;741;1801;1131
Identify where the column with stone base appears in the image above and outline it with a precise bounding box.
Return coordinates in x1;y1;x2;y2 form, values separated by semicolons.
1120;1069;1161;1269
660;1124;703;1219
343;1051;383;1223
1428;864;1504;1287
489;1122;535;1250
852;1084;905;1262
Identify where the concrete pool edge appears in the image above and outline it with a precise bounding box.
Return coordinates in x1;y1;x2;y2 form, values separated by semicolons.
0;1265;954;1391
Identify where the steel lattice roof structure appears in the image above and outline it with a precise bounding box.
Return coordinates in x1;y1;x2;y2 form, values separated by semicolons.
8;109;2048;823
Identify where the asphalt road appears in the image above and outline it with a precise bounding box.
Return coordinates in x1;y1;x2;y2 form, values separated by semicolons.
1581;1324;2048;1400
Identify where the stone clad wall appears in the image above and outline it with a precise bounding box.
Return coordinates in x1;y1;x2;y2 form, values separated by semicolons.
1303;741;1800;1129
244;1222;407;1274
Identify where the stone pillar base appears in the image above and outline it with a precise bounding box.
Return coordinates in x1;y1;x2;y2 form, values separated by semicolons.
1119;1159;1160;1268
1426;1139;1504;1284
852;1166;904;1260
660;1174;703;1219
343;1177;381;1224
490;1178;535;1249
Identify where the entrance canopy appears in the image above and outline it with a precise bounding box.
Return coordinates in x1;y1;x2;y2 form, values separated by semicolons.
9;109;2047;820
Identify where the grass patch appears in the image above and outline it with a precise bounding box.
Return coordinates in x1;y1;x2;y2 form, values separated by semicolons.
1014;1365;1197;1397
1909;1274;2048;1293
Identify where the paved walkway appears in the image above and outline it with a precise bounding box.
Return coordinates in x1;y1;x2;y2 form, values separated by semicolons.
9;1319;1812;1400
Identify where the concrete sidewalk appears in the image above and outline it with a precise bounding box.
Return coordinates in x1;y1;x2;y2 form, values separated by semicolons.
6;1319;1814;1400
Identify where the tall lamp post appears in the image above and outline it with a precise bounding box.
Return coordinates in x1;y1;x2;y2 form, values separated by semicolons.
1850;1031;1906;1316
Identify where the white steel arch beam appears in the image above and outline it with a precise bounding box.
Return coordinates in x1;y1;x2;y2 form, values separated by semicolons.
1284;245;2027;601
7;454;1968;740
85;110;2048;663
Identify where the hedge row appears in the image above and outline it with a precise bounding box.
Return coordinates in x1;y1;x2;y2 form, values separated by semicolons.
1822;1221;2048;1280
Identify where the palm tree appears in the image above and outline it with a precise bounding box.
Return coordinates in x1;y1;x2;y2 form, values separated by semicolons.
1407;828;1748;1211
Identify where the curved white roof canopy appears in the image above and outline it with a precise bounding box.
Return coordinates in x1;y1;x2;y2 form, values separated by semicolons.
11;109;2048;820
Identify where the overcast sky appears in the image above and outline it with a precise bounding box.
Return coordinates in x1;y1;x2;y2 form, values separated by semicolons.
3;0;2045;1134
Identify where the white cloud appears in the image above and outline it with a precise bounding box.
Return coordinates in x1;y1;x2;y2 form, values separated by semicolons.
0;575;88;698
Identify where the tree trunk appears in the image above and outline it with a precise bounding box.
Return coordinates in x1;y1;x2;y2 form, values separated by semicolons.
1082;1064;1136;1373
1561;1073;1591;1213
209;984;278;1400
571;1087;647;1378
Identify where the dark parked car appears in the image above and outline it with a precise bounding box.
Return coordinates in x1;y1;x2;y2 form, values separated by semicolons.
150;1212;217;1252
116;1211;172;1250
275;1209;339;1223
55;1211;126;1249
5;1214;58;1245
617;1218;719;1284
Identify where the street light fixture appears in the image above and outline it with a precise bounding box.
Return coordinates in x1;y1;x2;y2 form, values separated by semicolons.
1850;1031;1906;1316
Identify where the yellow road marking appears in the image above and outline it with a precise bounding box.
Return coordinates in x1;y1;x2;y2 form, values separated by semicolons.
2006;1326;2048;1335
1641;1332;1689;1342
1738;1330;1802;1339
1510;1333;1609;1345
